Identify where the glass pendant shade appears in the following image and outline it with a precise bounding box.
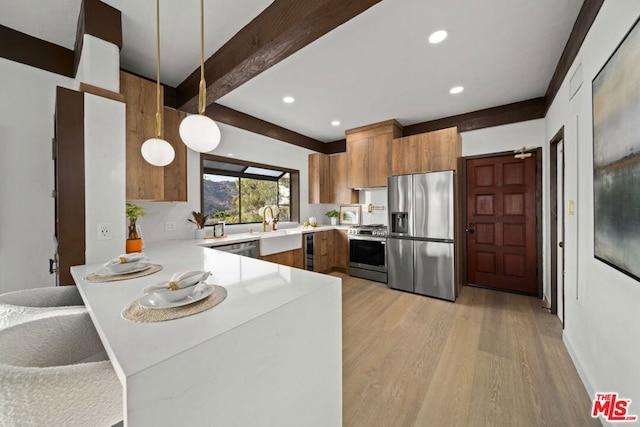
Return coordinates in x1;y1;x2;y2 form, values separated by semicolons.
179;114;221;153
141;138;175;166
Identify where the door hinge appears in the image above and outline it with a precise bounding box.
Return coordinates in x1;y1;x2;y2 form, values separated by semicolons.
51;138;57;160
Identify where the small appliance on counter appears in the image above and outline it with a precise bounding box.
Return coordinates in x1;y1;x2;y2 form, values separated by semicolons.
387;171;456;301
348;224;387;283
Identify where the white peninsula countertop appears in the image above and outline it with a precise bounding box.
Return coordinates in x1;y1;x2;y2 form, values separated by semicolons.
71;239;342;427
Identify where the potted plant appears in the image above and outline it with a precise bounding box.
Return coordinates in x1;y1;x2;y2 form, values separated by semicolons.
125;203;145;253
189;211;209;239
326;209;340;225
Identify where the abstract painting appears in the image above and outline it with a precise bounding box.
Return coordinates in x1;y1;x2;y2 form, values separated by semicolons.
592;17;640;282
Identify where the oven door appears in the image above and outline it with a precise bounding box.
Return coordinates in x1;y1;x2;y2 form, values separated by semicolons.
348;235;387;273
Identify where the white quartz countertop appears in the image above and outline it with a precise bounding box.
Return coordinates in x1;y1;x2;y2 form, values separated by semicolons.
71;239;341;383
197;224;350;248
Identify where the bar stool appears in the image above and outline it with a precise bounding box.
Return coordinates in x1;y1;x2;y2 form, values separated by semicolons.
0;312;123;426
0;286;86;329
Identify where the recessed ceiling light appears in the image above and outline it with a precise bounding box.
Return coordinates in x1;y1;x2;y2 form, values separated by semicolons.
428;30;448;44
449;86;464;94
283;96;295;104
331;120;341;126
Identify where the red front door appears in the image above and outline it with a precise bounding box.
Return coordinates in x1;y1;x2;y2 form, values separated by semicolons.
466;153;538;294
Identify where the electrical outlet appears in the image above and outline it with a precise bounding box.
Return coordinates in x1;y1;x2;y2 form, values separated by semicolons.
97;223;112;240
165;221;177;232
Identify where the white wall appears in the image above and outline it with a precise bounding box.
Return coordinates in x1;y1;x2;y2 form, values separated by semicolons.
74;35;120;93
84;93;126;263
137;122;314;241
0;59;74;293
545;0;640;411
460;119;549;299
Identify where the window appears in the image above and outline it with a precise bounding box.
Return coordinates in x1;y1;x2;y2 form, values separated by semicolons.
201;155;298;224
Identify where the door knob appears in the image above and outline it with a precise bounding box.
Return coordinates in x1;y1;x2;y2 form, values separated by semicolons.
559;242;563;248
466;223;475;233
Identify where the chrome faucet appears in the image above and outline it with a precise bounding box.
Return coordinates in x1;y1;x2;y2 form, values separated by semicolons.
262;206;274;232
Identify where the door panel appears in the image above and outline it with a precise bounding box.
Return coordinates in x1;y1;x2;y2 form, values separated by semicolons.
557;141;565;323
466;154;537;294
387;238;413;292
414;240;455;301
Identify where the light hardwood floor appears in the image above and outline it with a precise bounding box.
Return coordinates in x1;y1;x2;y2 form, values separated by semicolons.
339;273;599;427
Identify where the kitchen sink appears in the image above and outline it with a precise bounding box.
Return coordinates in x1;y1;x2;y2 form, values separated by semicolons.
258;229;302;255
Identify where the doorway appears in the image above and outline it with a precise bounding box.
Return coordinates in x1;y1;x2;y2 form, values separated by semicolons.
549;127;565;325
464;151;541;296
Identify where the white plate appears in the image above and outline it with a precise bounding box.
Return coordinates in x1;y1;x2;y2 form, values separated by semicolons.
139;284;214;309
96;263;152;277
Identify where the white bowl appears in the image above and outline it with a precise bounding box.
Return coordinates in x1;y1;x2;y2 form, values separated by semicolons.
151;285;198;303
104;262;148;275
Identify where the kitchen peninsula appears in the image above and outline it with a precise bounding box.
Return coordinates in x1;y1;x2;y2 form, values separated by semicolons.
70;239;342;426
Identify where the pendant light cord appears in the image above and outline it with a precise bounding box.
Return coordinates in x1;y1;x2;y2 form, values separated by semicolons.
155;0;162;138
198;0;206;115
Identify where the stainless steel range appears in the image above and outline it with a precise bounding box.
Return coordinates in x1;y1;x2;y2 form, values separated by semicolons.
348;224;387;283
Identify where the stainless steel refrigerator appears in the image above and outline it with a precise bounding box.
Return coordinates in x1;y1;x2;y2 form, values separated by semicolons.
387;171;455;301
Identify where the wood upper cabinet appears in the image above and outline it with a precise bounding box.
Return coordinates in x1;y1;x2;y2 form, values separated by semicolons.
308;152;357;204
391;126;461;176
121;71;187;201
308;153;330;204
329;153;358;204
346;120;403;188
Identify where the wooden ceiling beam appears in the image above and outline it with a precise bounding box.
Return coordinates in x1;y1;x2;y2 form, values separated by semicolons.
0;25;75;77
176;0;382;112
544;0;604;112
205;103;327;153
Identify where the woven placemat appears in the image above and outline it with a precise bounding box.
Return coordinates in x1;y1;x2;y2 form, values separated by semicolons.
84;264;163;282
121;285;227;323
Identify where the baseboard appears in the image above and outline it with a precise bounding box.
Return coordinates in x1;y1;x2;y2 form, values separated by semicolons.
563;331;605;426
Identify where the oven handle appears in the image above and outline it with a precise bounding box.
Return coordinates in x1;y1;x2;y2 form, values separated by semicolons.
348;235;387;243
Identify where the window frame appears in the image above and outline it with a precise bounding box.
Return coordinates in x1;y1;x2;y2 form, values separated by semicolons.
200;154;299;224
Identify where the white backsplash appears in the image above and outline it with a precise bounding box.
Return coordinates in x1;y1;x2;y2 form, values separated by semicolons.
359;188;388;226
307;189;389;226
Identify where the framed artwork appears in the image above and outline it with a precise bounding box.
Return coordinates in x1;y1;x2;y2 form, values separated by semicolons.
592;17;640;282
339;205;361;225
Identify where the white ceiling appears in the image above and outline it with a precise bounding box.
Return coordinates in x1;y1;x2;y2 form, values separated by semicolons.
0;0;583;142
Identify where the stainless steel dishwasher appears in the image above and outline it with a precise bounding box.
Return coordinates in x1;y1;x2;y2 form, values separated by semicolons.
210;241;258;258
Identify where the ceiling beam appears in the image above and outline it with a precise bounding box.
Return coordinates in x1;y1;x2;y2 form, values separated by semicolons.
0;25;75;77
544;0;604;112
74;0;122;74
403;98;546;137
176;0;382;112
0;0;121;79
205;103;327;153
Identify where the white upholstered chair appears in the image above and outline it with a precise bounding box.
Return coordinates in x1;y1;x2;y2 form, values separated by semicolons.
0;312;123;426
0;286;86;329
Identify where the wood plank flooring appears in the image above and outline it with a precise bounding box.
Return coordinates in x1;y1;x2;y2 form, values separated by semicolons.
340;273;598;427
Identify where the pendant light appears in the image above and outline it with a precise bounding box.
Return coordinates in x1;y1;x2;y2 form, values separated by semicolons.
179;0;221;153
141;0;175;167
